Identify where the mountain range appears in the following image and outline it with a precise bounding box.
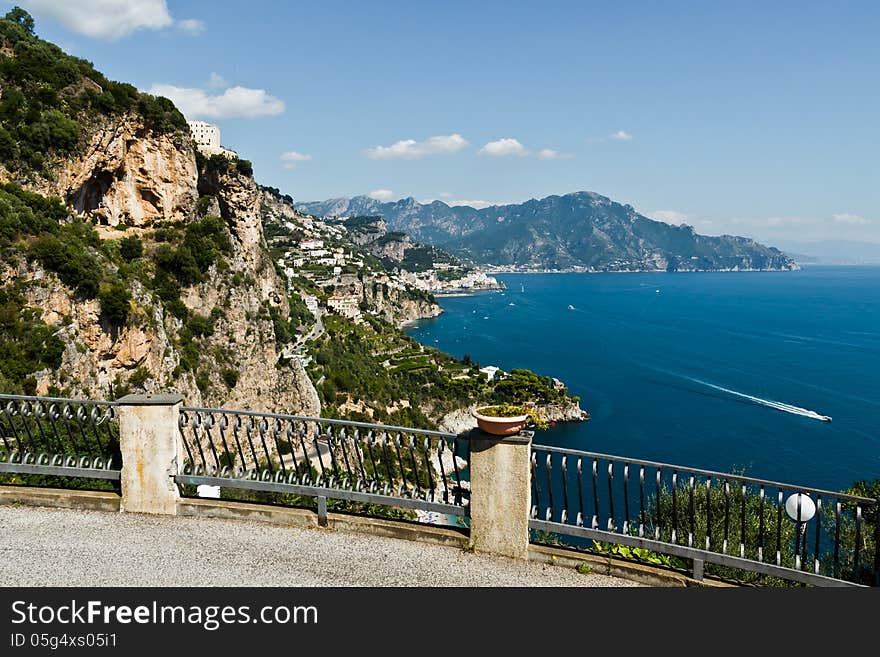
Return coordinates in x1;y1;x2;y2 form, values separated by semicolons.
298;193;797;272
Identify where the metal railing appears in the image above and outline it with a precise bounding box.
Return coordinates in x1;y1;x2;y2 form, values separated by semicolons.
176;406;469;521
0;393;120;482
529;444;880;587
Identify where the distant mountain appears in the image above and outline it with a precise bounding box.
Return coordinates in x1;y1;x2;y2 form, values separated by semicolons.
298;192;797;272
773;240;880;265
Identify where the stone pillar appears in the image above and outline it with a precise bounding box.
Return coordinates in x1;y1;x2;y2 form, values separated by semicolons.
116;393;184;515
468;429;533;559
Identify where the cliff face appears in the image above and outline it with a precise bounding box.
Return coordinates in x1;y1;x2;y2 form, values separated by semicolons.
438;400;589;434
6;112;319;415
328;272;442;326
34;113;198;228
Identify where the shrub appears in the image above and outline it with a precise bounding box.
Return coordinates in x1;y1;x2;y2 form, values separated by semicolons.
29;233;100;297
98;279;131;325
118;235;143;261
221;369;238;389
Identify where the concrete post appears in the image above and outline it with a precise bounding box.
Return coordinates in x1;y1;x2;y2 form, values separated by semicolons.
116;393;184;515
467;429;533;559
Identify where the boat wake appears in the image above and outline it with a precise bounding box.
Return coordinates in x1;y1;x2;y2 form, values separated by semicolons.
683;376;832;422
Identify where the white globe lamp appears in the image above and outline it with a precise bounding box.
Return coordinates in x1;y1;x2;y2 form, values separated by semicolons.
785;492;816;523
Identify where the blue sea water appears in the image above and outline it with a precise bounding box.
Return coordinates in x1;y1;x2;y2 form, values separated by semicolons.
407;266;880;492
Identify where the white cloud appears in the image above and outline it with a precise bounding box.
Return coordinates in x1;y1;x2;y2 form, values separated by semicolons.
365;134;468;160
832;213;869;225
176;18;205;35
280;151;312;169
610;130;633;141
148;84;285;119
368;189;394;201
479;138;528;157
207;73;227;89
536;148;573;160
20;0;177;40
650;210;689;225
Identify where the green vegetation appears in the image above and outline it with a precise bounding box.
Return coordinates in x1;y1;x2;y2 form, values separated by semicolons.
0;288;63;393
305;312;577;429
475;403;549;430
98;279;131;325
0;8;187;175
118;235;143;261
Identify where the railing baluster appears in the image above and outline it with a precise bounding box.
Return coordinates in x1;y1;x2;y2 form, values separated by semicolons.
545;454;554;522
337;426;353;486
560;455;569;524
671;470;678;544
833;501;841;580
776;489;783;566
591;458;599;529
393;432;409;497
421;436;435;501
256;418;273;472
380;431;395;496
243;416;259;471
270;419;286;475
451;436;463;505
285;422;300;478
723;479;730;554
576;457;584;527
623;463;630;536
407;434;422;498
688;474;695;548
655;468;662;541
854;505;862;578
530;451;539;519
435;438;450;503
758;485;765;562
705;477;712;551
204;414;221;472
740;483;747;558
606;462;615;532
813;496;822;575
639;466;646;538
312;421;328;485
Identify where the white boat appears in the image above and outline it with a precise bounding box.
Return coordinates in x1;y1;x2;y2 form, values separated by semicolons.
520;284;525;293
567;304;575;310
819;415;832;422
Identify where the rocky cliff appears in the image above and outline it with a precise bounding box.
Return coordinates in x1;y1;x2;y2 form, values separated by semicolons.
35;113;198;229
438;399;589;434
326;272;441;327
3;114;319;415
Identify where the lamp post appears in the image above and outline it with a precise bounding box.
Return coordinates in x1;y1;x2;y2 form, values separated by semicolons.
785;492;816;570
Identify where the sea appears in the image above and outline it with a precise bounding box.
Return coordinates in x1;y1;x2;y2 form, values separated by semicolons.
406;266;880;493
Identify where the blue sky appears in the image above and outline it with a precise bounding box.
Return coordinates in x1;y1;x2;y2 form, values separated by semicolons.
6;1;880;243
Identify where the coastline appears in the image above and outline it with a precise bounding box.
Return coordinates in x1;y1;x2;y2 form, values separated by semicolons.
483;266;800;274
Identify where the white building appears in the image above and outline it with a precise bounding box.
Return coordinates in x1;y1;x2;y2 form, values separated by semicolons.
302;295;319;316
300;239;324;250
479;365;502;382
187;120;238;158
327;295;361;320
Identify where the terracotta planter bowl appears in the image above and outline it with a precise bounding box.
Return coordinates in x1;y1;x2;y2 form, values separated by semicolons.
472;409;528;436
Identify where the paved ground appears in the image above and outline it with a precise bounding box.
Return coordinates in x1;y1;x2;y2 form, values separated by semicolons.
0;505;640;587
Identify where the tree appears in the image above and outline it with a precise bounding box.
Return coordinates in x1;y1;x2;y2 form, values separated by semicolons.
98;280;131;326
5;7;34;34
118;235;143;261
